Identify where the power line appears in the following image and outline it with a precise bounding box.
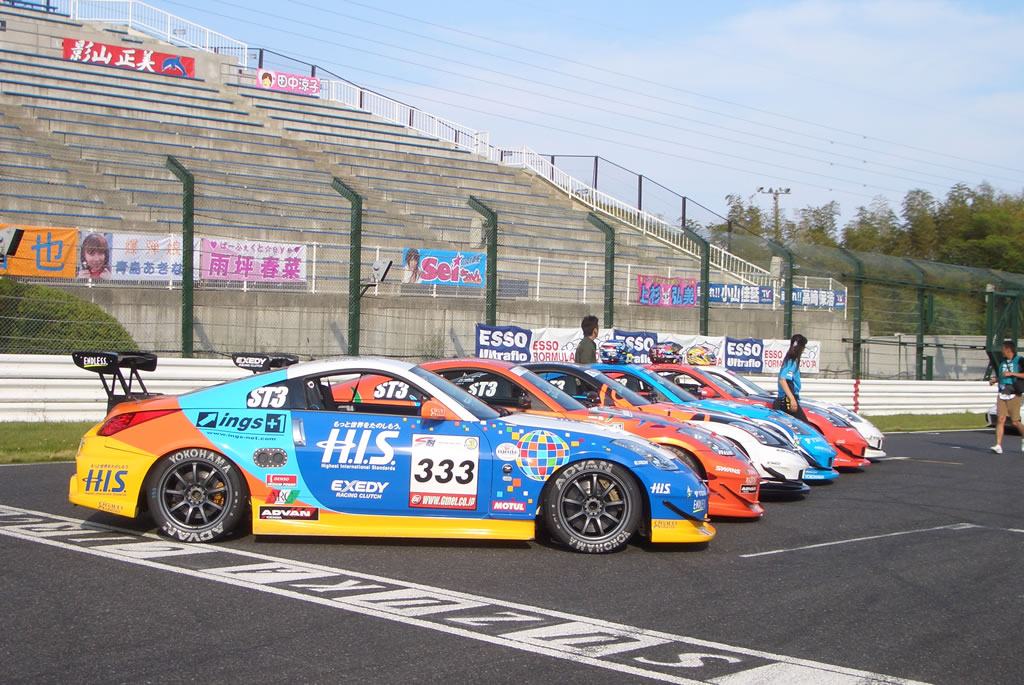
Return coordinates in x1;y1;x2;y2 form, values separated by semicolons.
163;0;1000;195
332;0;1024;179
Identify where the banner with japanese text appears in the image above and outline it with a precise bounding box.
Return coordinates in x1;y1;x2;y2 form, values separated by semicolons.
706;283;774;305
199;238;306;283
636;275;698;307
782;287;847;309
62;38;195;78
257;68;322;96
0;225;78;279
95;232;184;281
402;248;484;287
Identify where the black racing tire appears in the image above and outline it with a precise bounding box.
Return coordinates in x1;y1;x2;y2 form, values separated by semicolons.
662;445;706;479
146;448;246;543
542;459;641;554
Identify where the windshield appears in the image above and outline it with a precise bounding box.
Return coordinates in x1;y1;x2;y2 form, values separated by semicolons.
633;369;700;402
410;366;500;420
691;370;747;398
510;366;587;411
711;368;770;395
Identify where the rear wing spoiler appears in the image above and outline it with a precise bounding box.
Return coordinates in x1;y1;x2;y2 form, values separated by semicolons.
231;353;299;374
72;351;160;413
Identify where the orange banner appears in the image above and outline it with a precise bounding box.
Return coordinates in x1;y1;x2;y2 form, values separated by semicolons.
0;225;79;279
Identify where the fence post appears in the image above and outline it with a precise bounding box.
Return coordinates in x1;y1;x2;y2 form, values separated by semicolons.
904;259;928;381
165;156;194;358
468;197;498;326
699;241;710;336
332;178;363;356
586;213;615;328
765;240;793;339
838;248;864;380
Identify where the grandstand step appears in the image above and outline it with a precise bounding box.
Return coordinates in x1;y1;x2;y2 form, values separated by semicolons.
30;110;292;146
7;98;266;131
48;126;302;158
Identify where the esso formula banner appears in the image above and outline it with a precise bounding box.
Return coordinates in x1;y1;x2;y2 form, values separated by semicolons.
760;339;820;374
475;325;819;373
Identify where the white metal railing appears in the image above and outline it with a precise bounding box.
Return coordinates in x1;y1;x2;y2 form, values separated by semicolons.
58;0;248;65
315;76;488;154
489;147;773;286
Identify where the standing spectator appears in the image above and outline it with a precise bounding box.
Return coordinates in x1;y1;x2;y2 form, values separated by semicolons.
773;333;809;422
988;339;1024;453
574;315;599;364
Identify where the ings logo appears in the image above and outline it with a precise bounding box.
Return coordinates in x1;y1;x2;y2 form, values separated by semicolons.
196;412;286;434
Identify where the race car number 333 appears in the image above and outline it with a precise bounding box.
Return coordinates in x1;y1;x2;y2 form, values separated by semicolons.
408;435;479;510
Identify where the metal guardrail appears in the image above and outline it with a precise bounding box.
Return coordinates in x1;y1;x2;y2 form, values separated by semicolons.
2;356;997;422
58;0;248;65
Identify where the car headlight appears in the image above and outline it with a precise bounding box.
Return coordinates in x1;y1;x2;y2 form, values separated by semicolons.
674;426;736;457
737;423;784;446
611;439;679;471
820;410;852;427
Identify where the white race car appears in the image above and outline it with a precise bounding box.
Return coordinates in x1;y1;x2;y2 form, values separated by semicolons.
697;366;888;460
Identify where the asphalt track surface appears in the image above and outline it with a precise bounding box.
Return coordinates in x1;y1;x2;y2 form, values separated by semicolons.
2;430;1021;685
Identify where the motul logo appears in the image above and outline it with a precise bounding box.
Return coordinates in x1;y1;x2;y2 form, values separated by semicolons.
491;501;527;513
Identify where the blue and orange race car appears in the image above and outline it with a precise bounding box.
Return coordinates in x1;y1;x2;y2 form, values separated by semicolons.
68;352;715;553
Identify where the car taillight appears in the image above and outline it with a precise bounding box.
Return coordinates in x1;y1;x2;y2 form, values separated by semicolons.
98;409;177;436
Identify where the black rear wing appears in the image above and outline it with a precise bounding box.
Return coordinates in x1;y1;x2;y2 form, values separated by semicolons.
72;351;160;413
231;353;299;374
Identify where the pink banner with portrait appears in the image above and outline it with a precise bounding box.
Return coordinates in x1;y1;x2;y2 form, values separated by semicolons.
257;68;322;96
199;238;306;283
636;275;698;307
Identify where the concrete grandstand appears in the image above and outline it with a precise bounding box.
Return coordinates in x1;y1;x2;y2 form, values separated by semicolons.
0;0;853;368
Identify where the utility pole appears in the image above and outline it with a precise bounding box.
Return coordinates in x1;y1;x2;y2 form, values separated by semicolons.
758;186;791;242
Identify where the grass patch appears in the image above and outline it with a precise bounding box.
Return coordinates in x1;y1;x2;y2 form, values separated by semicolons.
0;421;96;464
869;412;988;433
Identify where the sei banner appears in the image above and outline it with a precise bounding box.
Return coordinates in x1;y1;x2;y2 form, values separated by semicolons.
402;248;484;287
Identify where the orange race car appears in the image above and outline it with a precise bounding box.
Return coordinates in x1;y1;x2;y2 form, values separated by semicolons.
421;359;763;519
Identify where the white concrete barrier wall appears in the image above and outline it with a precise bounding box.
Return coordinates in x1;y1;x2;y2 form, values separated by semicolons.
0;355;996;423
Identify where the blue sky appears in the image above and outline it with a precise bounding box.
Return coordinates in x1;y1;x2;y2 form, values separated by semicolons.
157;0;1024;230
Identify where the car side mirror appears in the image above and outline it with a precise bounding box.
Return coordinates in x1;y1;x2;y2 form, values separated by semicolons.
516;394;532;409
700;387;714;399
585;390;600;406
420;398;454;420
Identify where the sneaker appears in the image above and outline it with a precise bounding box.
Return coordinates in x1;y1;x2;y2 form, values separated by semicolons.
990;444;1003;454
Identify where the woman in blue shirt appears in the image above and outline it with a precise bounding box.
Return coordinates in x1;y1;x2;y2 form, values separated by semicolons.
987;339;1024;453
774;334;810;422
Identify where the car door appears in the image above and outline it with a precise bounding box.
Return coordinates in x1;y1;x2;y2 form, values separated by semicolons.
290;369;492;519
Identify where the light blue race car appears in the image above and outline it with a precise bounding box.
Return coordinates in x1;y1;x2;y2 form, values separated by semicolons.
593;361;839;482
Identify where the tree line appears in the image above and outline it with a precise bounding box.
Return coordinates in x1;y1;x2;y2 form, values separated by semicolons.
711;182;1024;272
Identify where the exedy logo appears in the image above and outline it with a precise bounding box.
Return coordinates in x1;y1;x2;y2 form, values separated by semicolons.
195;412;286;434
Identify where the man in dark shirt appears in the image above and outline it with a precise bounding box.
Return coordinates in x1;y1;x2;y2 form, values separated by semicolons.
574;315;599;364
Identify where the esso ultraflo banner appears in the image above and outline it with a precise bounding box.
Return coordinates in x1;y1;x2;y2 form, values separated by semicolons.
475;325;820;373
